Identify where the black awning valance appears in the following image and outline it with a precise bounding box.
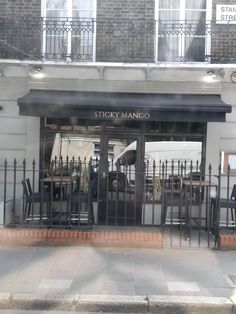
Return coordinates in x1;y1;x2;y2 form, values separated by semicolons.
17;90;232;122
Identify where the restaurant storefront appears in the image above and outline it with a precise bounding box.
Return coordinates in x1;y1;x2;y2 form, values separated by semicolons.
17;90;231;228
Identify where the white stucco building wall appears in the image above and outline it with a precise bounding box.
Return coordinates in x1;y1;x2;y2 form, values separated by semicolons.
0;62;235;193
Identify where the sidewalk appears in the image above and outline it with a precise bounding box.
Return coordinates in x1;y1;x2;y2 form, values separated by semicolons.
0;245;235;313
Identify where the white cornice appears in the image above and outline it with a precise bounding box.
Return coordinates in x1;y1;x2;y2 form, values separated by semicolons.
0;59;236;70
28;78;222;94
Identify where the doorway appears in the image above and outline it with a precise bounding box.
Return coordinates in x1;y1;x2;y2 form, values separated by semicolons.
98;133;144;225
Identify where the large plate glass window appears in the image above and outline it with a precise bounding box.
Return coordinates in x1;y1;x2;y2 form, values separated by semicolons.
155;0;212;62
41;0;97;61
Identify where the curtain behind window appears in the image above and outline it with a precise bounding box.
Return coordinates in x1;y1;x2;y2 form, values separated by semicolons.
46;0;67;17
158;0;206;62
73;0;95;18
43;0;96;60
45;0;95;18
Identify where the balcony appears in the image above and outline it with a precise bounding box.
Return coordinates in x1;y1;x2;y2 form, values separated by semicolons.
0;17;235;64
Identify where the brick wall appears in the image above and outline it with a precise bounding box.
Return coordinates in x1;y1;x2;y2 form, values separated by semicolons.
0;228;163;248
96;0;155;62
96;0;236;64
0;0;235;64
211;0;236;63
0;0;41;60
0;0;40;18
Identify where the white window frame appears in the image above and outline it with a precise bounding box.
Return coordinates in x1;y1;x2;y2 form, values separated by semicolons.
155;0;212;63
41;0;97;61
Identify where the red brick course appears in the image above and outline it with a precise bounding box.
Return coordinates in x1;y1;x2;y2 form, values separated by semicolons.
1;228;235;250
219;235;236;250
0;228;162;248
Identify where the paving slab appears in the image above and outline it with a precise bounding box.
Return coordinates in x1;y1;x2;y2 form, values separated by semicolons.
0;246;234;312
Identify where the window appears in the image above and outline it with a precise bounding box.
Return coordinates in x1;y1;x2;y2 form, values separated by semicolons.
93;143;114;161
108;144;115;161
221;151;236;174
155;0;212;62
41;0;96;61
94;143;100;159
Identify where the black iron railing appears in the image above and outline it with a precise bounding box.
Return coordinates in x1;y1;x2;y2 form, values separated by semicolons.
0;157;235;248
0;17;235;63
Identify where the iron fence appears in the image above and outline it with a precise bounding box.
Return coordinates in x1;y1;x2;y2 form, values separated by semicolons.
0;158;235;248
0;17;235;63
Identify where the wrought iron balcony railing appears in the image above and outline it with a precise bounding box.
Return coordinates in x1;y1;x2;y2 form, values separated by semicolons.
0;17;235;64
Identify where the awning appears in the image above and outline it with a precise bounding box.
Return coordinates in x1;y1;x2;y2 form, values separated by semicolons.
17;90;232;122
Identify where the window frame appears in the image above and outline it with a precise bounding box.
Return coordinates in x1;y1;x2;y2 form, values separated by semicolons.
155;0;212;63
41;0;97;61
221;151;236;174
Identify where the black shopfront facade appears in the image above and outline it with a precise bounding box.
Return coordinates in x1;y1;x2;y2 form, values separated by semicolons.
18;90;231;226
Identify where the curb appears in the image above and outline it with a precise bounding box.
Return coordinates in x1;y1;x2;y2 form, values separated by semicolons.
5;294;148;312
149;295;234;314
0;293;235;313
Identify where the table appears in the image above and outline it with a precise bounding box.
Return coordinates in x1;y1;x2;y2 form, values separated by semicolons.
182;180;217;188
42;175;78;199
43;176;78;183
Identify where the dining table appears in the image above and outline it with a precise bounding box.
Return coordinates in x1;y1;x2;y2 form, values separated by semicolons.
43;175;78;183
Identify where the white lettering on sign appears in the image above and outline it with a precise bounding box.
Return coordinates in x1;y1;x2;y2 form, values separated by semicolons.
94;111;151;120
216;5;236;24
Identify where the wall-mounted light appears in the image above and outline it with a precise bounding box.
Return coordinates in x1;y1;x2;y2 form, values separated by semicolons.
30;65;45;79
230;72;236;83
207;70;217;78
203;70;220;83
